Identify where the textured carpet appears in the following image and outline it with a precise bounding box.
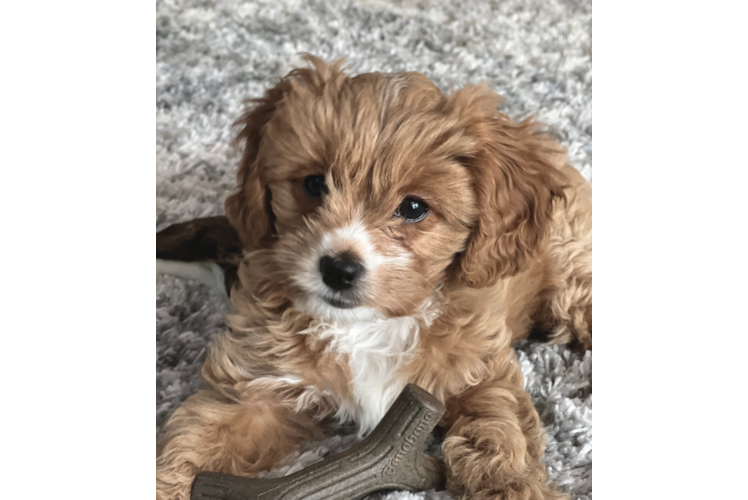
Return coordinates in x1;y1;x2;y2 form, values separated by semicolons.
156;0;592;498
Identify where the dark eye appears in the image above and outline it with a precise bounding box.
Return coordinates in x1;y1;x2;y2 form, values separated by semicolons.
303;175;328;199
394;198;429;223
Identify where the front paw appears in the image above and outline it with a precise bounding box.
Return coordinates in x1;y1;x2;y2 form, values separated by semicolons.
442;421;566;500
156;479;193;500
156;459;199;500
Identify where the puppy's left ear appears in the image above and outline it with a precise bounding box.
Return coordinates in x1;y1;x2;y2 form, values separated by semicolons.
452;86;569;288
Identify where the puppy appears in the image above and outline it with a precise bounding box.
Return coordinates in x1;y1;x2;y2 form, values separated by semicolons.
156;56;592;500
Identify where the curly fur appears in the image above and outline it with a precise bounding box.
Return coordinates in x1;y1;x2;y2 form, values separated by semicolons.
157;56;592;500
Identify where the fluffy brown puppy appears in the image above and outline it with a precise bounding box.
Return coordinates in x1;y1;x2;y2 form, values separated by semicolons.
156;56;592;500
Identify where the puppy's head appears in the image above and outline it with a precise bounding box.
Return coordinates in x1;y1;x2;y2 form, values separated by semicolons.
226;56;566;321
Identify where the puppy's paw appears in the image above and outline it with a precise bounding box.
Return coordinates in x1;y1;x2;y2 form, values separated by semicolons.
443;422;567;500
156;464;196;500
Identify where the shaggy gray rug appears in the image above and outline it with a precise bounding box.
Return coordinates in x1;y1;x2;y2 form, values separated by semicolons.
156;0;592;498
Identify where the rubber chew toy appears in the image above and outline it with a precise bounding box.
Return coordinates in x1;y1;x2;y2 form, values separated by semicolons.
191;384;446;500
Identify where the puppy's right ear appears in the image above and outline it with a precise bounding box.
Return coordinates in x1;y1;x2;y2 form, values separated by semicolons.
225;78;293;250
226;56;344;249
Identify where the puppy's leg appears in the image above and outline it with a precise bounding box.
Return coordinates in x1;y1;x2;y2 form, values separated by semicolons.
156;389;318;500
442;354;566;500
533;165;592;351
534;275;592;351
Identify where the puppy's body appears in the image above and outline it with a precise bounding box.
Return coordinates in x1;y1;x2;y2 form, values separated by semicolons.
157;58;591;500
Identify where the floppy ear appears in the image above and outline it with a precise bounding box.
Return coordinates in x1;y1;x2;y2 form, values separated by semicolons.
225;56;347;250
453;89;568;288
224;79;292;250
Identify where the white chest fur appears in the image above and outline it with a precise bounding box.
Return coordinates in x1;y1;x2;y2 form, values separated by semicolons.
303;313;421;435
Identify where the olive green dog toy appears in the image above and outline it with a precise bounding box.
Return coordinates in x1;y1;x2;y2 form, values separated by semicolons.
191;384;446;500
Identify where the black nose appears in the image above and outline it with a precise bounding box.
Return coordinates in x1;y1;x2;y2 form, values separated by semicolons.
319;253;364;291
